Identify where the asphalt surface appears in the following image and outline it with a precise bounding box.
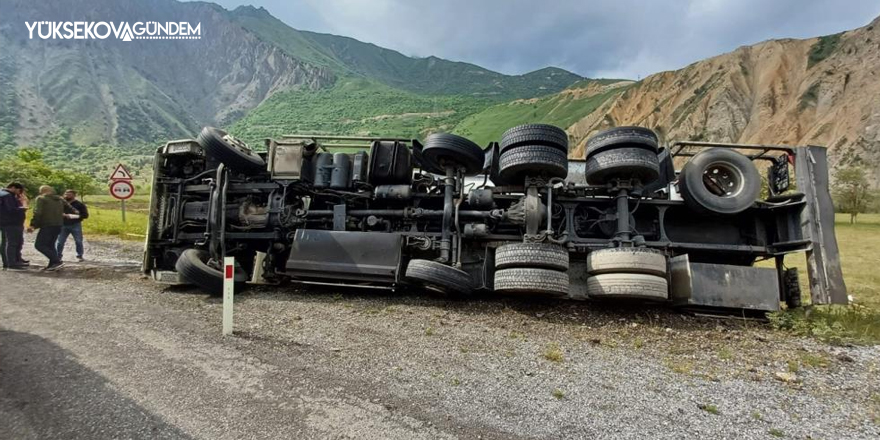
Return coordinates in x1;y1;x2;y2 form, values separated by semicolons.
1;236;879;439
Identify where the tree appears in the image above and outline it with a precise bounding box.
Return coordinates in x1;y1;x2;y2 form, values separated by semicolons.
832;167;872;224
0;147;98;196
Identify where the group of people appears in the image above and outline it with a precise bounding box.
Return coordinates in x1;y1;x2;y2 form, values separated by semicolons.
0;182;89;272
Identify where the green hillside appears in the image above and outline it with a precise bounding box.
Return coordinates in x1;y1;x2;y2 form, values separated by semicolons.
229;78;493;146
453;80;631;146
229;6;583;100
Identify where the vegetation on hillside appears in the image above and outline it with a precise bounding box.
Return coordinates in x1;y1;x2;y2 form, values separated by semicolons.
229;6;583;99
807;33;843;68
453;81;628;146
0;54;17;153
229;78;493;146
0;148;97;195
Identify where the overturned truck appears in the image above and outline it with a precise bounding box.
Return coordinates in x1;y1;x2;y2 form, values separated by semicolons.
143;124;847;313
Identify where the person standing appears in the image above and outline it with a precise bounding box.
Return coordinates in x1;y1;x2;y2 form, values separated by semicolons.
56;189;89;261
28;185;74;271
0;182;29;271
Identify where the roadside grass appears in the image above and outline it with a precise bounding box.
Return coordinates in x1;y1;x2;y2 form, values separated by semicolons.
765;213;880;345
81;207;149;239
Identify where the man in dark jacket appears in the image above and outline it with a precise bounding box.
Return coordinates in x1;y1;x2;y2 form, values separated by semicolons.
56;189;89;261
0;182;28;271
28;185;75;271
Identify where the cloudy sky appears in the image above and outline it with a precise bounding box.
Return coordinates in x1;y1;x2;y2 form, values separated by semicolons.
211;0;880;79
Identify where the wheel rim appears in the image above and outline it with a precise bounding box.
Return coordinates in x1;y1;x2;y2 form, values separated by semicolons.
702;162;744;197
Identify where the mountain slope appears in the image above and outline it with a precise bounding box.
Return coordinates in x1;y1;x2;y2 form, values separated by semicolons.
1;0;334;146
0;0;583;149
561;16;880;181
453;79;632;145
229;5;583;99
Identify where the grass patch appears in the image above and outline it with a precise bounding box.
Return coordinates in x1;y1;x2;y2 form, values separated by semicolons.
80;207;148;240
786;359;800;373
542;343;564;363
768;428;785;438
698;403;720;415
751;411;763;421
768;305;880;345
763;214;880;344
664;358;694;375
551;388;565;400
799;352;830;369
717;347;733;360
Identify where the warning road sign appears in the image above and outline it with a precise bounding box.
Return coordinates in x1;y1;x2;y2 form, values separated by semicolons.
109;163;133;181
109;180;135;200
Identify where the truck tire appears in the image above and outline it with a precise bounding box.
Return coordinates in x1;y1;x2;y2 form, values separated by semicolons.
678;148;760;215
422;133;485;176
495;242;569;271
586;273;668;300
405;259;473;296
586;126;659;157
500;124;568;154
494;268;569;297
587;247;667;276
197;127;265;174
175;249;247;296
498;144;568;182
584;147;659;185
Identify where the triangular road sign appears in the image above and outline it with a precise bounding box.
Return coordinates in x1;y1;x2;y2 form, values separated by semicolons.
110;163;133;181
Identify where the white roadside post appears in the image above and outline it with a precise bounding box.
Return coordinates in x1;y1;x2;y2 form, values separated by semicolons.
223;257;235;336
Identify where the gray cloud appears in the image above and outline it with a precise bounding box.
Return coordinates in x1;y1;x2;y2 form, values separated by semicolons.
211;0;880;79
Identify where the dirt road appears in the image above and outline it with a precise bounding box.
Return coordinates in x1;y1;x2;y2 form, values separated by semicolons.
1;237;878;439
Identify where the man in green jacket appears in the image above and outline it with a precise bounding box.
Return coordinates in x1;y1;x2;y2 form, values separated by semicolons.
28;185;75;271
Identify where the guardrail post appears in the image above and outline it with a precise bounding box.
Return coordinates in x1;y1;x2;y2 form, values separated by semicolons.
223;257;234;336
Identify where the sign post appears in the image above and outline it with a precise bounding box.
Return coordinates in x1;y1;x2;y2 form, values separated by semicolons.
108;163;134;223
223;257;235;336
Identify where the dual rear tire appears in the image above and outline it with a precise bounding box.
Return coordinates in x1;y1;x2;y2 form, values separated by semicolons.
497;124;569;183
493;242;570;298
586;247;668;301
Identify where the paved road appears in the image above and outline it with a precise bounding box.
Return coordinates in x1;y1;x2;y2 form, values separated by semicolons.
1;238;878;439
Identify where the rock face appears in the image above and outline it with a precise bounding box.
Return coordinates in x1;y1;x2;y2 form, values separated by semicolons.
569;16;880;183
1;0;334;145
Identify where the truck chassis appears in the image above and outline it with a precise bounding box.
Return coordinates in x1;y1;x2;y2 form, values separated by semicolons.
143;125;847;313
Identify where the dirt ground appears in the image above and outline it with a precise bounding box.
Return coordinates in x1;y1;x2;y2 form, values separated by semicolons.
1;236;878;439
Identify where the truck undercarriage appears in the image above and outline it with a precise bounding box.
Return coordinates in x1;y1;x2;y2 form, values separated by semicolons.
143;124;847;313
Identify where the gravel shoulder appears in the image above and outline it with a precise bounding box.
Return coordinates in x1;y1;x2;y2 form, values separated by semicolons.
1;235;879;439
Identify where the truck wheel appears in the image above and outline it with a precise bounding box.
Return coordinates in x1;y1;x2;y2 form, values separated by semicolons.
678;148;760;215
586;126;659;157
495;242;569;271
587;247;666;276
197;127;266;174
175;249;247;296
405;259;473;296
586;273;668;300
500;124;568;154
584;147;659;185
498;144;568;182
494;268;569;297
422;133;485;176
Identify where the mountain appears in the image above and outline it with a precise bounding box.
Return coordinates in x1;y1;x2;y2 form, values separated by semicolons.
566;18;880;181
454;15;880;182
0;0;582;149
